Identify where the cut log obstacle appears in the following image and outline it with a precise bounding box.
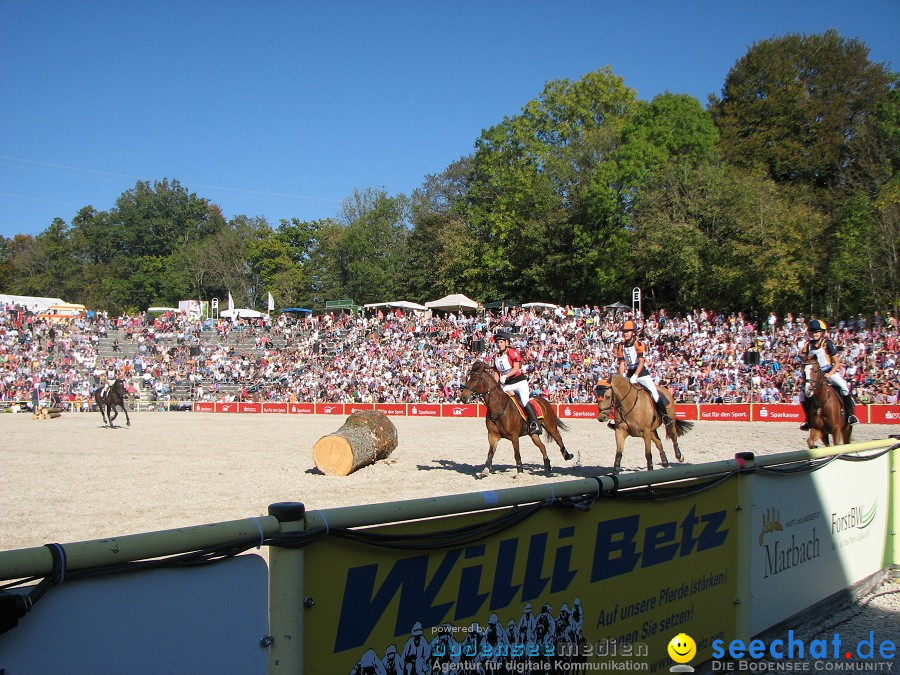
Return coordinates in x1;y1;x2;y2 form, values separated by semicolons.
312;410;398;476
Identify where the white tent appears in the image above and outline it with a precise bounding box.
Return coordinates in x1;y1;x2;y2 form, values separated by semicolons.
364;300;428;312
221;308;266;319
522;302;559;309
0;294;65;312
424;294;480;312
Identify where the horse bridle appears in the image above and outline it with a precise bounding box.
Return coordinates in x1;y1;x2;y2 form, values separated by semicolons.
600;380;640;424
462;367;511;424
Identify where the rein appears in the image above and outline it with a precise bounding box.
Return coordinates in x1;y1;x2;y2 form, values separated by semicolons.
613;380;641;423
463;369;511;424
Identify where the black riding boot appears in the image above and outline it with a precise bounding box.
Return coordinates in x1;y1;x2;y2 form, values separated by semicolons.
844;393;859;425
655;393;673;426
525;402;541;435
799;399;810;430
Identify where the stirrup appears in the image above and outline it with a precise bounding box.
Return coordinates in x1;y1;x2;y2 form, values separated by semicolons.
528;421;541;435
662;414;673;426
847;415;859;425
799;422;810;431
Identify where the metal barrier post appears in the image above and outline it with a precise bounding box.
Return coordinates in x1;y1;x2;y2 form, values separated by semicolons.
267;502;306;674
733;452;756;642
888;444;899;578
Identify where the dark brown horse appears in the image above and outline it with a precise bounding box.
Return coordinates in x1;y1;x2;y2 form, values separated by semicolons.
460;361;573;478
93;378;131;428
595;374;692;474
803;362;851;447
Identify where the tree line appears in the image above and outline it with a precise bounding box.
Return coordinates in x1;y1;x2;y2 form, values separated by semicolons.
1;30;896;320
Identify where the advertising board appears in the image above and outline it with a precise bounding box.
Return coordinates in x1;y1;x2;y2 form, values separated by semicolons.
442;404;478;418
750;451;891;633
303;480;739;672
408;403;441;417
752;404;802;423
376;403;409;416
698;404;751;422
557;404;597;420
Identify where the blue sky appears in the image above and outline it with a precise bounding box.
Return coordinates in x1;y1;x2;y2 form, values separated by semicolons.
1;1;897;240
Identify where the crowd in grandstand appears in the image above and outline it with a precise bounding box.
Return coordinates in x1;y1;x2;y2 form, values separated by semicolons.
1;299;898;410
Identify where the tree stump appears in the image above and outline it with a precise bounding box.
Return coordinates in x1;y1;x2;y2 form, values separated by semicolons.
313;410;398;476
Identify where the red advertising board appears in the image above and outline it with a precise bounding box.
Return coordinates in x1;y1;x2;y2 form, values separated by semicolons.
239;402;261;413
442;404;478;418
674;404;699;421
867;405;900;424
698;404;751;422
408;403;440;417
375;403;408;416
262;402;288;414
752;403;803;423
345;403;375;414
315;403;344;415
193;401;216;413
557;404;597;420
287;402;314;415
215;402;239;413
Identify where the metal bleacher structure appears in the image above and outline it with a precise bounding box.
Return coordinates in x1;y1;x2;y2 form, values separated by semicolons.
82;323;351;411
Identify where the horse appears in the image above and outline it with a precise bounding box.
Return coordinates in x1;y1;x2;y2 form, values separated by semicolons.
803;361;851;447
93;378;131;428
460;361;573;478
595;374;693;474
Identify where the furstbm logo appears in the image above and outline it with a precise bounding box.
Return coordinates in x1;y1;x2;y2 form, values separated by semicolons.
831;501;876;533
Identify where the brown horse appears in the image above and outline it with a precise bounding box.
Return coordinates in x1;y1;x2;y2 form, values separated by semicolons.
595;374;692;474
460;361;573;478
803;362;851;447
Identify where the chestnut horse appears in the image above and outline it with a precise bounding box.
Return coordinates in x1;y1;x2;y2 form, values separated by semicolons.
595;375;692;474
803;362;851;447
460;361;573;478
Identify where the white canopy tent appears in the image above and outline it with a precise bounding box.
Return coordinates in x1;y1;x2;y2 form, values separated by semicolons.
424;294;480;312
221;308;267;319
0;294;65;312
363;300;428;312
522;302;559;309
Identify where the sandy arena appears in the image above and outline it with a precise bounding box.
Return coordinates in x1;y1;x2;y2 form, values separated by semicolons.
1;411;897;553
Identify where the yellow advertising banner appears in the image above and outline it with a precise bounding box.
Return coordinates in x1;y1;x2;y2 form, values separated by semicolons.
304;479;738;673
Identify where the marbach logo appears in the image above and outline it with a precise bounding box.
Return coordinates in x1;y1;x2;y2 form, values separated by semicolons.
759;507;784;545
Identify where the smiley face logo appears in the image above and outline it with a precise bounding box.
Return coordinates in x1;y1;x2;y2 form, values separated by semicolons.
667;633;697;664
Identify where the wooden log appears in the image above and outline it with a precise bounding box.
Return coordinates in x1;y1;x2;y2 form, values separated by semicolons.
312;410;398;476
46;407;64;414
48;411;62;419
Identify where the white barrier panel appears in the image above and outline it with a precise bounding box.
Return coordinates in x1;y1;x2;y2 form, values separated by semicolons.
750;452;890;634
0;554;268;674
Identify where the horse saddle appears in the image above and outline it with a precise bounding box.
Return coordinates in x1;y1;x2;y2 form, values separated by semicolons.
504;392;544;420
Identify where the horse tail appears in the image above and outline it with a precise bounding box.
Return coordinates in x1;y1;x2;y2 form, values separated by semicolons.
667;420;694;439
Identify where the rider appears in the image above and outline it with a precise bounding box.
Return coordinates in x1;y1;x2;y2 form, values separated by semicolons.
615;320;673;426
493;330;541;435
799;318;859;429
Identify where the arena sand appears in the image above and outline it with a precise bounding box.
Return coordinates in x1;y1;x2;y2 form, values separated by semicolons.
1;411;896;553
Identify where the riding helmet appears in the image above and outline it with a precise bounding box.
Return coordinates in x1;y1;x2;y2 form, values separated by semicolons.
494;330;511;342
807;319;827;333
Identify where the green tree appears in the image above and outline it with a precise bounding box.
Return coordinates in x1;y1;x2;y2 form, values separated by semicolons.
465;67;641;303
403;158;478;300
712;29;895;191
